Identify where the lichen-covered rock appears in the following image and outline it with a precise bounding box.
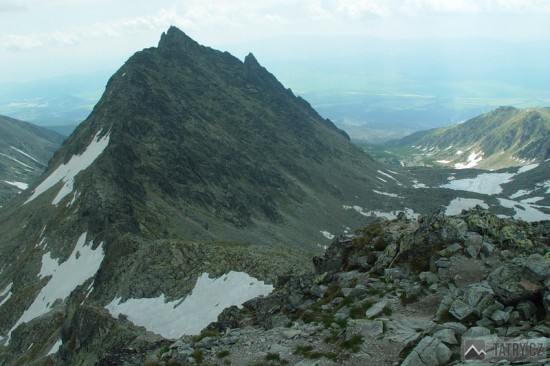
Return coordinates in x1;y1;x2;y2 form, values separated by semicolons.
487;255;549;305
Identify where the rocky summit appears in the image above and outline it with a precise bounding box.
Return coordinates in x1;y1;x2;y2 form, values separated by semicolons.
0;27;548;366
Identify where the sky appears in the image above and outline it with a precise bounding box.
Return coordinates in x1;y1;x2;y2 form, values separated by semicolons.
1;0;550;83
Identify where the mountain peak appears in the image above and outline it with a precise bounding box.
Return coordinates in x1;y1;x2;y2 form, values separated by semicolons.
244;52;260;67
158;25;199;51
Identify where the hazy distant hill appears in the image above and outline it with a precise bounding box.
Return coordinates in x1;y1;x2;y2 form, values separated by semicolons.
385;106;550;169
0;115;64;206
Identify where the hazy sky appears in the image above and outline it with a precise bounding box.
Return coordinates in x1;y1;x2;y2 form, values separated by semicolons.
1;0;549;82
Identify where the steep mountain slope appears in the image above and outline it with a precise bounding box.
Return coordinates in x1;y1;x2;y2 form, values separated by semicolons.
388;106;550;169
0;115;64;206
0;27;420;365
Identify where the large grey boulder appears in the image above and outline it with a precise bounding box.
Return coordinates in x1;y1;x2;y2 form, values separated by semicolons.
487;255;549;305
401;336;452;366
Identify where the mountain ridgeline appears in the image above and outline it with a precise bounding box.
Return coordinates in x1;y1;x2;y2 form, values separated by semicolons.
24;26;395;246
388;106;550;169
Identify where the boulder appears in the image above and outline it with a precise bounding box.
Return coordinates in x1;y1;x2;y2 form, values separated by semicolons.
365;300;389;319
401;336;452;366
463;326;490;338
449;299;475;321
487;255;548;305
490;309;509;326
432;328;458;345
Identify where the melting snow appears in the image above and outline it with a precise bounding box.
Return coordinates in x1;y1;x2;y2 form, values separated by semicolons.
105;271;273;338
6;232;104;343
377;170;401;184
440;172;515;195
3;181;29;190
497;198;550;222
47;339;62;356
521;197;544;204
436;160;451;164
320;231;335;240
25;131;110;205
0;282;13;308
373;190;402;198
517;164;539;174
343;205;419;220
0;153;37;170
454;151;483;169
10;146;43;165
445;198;488;216
412;179;428;189
510;189;532;199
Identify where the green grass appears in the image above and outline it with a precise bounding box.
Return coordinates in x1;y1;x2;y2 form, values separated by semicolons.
339;334;363;353
217;349;230;358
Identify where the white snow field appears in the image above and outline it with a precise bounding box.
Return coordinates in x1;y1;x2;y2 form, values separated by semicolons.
445;198;489;216
25;131;110;205
6;232;104;343
440;172;515;195
106;271;274;339
2;181;29;190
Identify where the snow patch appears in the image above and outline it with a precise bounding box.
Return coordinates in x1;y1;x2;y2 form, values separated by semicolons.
47;339;62;356
7;232;104;343
440;172;515;195
412;179;428;189
343;205;419;220
436;160;450;164
25;131;110;205
320;231;335;240
517;164;539;174
373;190;402;198
445;198;488;216
3;180;28;190
497;198;550;222
377;170;401;185
0;282;12;297
105;271;273;339
521;197;544;204
0;152;37;171
0;282;13;308
510;189;532;199
454;151;483;169
10;146;43;165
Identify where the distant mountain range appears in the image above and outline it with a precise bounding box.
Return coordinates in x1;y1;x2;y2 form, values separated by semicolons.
0;115;64;206
375;106;550;170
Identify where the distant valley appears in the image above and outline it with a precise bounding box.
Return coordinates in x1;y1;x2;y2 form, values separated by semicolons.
0;115;64;206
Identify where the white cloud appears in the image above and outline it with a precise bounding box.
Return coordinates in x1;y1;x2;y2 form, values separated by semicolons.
0;0;27;12
337;0;392;19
